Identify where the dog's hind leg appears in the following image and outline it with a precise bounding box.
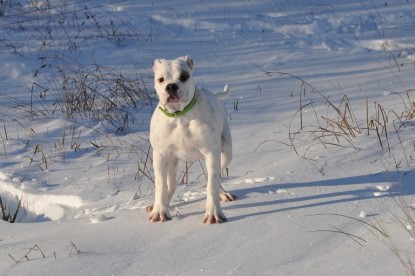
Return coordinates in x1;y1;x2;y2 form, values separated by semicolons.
220;185;237;202
220;119;232;170
203;150;226;224
219;120;236;202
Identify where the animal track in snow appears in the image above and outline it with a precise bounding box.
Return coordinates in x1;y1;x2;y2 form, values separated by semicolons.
178;190;203;202
229;177;276;185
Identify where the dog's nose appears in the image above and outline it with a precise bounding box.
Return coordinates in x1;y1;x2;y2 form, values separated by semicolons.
166;83;178;96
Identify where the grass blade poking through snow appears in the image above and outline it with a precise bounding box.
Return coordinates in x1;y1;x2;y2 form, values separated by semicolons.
309;224;368;247
306;213;389;238
0;196;25;223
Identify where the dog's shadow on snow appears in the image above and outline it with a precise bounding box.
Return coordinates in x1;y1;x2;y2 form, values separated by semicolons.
223;171;415;222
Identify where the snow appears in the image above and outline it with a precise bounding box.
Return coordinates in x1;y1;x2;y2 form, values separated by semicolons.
1;0;415;274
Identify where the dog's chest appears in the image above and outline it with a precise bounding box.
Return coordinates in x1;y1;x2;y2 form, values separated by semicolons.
152;118;214;161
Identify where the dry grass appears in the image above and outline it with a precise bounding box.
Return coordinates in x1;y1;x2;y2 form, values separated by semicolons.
260;68;415;174
8;241;80;263
1;0;152;130
0;0;156;192
262;63;415;273
0;195;25;223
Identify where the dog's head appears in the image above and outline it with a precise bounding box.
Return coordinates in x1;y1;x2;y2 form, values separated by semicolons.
153;55;195;112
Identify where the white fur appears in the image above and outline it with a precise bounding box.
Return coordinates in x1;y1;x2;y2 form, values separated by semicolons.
149;55;233;223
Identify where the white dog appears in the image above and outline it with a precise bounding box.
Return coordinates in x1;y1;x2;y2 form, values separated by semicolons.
147;55;235;224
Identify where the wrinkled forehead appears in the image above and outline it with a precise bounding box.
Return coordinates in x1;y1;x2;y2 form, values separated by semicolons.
155;59;192;77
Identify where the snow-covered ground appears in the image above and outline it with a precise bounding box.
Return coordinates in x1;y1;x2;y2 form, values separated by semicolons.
1;0;415;274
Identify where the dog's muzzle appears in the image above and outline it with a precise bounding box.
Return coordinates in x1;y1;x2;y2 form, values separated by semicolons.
166;83;179;103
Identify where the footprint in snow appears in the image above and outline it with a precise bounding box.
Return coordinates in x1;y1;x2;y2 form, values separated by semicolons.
372;184;391;197
90;214;107;223
230;177;276;185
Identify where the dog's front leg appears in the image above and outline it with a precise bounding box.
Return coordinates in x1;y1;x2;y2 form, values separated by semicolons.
148;152;171;222
167;158;178;202
203;151;227;224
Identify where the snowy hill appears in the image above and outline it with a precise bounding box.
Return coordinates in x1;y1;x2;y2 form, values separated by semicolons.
1;0;415;275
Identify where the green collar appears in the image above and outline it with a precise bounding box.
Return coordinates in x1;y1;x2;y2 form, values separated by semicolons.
158;90;197;118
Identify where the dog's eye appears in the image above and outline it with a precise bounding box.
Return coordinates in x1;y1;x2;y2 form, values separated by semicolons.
180;72;189;82
158;77;164;83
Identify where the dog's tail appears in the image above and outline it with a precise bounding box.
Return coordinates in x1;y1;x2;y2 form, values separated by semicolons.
214;84;230;101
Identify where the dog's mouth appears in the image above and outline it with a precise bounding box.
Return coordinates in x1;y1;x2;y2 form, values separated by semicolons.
167;95;180;103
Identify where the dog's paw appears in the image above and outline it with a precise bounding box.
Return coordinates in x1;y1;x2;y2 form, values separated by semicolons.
203;204;227;224
220;192;237;202
203;212;227;224
147;205;171;222
145;205;154;213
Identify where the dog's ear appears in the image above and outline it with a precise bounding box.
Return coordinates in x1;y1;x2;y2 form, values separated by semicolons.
181;55;194;70
153;59;162;72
